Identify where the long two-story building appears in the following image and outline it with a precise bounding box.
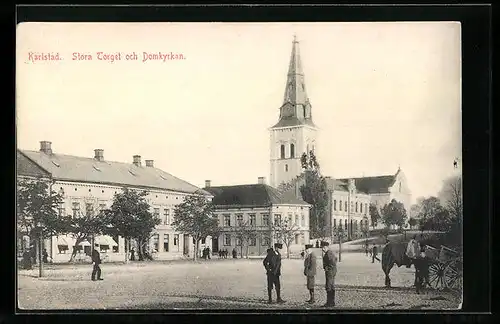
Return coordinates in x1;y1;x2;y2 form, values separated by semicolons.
17;141;212;263
203;177;310;257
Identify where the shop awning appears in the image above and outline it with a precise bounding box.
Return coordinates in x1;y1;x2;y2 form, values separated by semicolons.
96;235;118;247
57;236;69;246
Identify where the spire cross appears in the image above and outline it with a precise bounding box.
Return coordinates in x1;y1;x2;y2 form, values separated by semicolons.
293;34;297;43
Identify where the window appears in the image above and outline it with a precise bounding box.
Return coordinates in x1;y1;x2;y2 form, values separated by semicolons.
295;234;300;245
201;237;206;244
351;202;354;212
262;236;270;246
360;203;363;213
334;200;337;211
333;218;337;229
339;200;342;211
280;145;285;159
354;220;358;231
356;202;358;213
236;214;243;226
344;219;348;230
345;202;348;212
249;214;256;226
249;237;256;246
301;232;305;244
98;203;106;214
174;234;179;251
301;214;305;227
72;202;80;218
365;204;368;215
274;214;281;226
164;209;170;225
163;234;169;252
288;213;293;224
285;164;288;172
153;208;160;220
86;203;94;217
58;203;65;216
153;234;159;252
290;143;295;158
294;214;299;225
262;214;269;226
236;237;242;246
224;214;231;226
399;182;402;192
224;234;231;246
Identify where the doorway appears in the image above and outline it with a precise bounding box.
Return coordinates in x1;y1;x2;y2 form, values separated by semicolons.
212;237;219;253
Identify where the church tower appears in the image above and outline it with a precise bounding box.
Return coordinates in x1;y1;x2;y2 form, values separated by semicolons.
269;36;318;188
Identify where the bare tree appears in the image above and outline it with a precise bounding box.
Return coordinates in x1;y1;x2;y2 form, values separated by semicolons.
438;175;463;222
271;217;301;259
234;220;257;258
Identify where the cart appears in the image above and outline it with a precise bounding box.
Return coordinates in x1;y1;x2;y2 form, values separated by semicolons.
423;244;463;292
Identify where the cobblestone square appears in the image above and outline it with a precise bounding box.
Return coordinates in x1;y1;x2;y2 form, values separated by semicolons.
17;253;461;310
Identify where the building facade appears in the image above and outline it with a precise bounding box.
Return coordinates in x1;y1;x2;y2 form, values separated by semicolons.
204;178;310;257
271;37;412;240
17;141;212;263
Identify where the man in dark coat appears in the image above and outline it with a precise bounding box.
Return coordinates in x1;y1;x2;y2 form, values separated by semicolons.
303;244;317;303
91;244;103;281
372;245;380;263
321;241;337;307
263;243;285;304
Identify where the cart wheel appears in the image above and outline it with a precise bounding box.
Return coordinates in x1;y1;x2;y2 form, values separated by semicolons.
444;259;463;292
428;262;447;290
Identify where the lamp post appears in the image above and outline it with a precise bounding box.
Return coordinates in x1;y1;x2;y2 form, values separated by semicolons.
362;217;369;256
37;221;43;278
335;226;345;262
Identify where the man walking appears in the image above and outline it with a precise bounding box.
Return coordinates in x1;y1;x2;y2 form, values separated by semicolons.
263;243;285;304
321;241;337;307
303;244;317;304
91;243;103;281
372;245;380;263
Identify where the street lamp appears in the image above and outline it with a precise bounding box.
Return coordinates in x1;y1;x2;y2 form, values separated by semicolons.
37;221;43;278
335;226;346;262
362;217;369;256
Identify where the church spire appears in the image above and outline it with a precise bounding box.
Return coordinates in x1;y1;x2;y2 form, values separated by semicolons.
283;35;308;106
272;35;315;129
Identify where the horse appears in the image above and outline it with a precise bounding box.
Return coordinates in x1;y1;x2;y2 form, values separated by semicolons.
381;241;414;287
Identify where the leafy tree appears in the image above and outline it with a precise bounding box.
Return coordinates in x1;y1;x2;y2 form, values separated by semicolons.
420;207;451;232
234;220;257;258
17;177;66;260
301;150;320;171
104;188;160;262
63;200;108;263
369;203;381;229
172;191;221;261
299;169;329;239
381;199;407;229
271;217;301;259
414;196;445;233
408;217;418;229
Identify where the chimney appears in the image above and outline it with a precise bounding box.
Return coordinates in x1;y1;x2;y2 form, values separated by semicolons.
145;160;154;167
94;149;104;161
258;177;266;185
133;155;141;167
39;141;52;154
205;180;211;188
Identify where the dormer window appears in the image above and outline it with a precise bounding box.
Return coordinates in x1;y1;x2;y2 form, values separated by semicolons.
52;161;60;167
93;165;101;171
128;170;137;176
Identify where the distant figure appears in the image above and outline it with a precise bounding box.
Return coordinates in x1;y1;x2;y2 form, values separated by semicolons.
91;244;103;281
414;248;430;294
321;241;337;307
207;247;211;259
42;249;49;263
130;248;136;261
315;240;320;248
232;247;237;259
303;244;317;304
372;245;380;263
22;249;32;270
300;251;305;259
263;243;285;304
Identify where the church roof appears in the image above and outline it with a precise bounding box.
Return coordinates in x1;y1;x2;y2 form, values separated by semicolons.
204;184;310;208
17;149;210;195
332;173;398;194
272;116;316;128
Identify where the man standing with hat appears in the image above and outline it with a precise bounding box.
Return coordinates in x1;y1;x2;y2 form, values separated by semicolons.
262;243;285;304
303;244;317;304
91;243;103;281
321;241;337;307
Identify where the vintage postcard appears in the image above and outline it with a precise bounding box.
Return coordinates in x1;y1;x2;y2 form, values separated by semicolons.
16;22;462;310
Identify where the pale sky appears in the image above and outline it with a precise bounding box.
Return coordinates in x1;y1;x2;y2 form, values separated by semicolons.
16;22;462;204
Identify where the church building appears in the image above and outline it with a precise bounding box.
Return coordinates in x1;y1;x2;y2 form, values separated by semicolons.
270;36;412;241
